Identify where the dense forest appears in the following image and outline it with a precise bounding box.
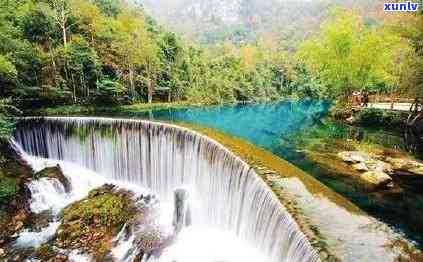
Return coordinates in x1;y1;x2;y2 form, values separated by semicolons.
0;0;299;106
0;0;422;140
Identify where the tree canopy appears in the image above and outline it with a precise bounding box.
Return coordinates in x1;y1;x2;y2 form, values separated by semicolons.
0;1;420;108
297;9;413;99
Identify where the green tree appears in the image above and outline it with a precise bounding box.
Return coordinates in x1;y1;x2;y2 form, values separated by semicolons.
0;99;21;141
297;9;410;99
63;36;101;101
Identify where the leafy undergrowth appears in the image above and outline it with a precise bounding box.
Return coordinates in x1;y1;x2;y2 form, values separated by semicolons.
53;184;139;260
355;108;405;130
0;169;18;205
32;102;194;116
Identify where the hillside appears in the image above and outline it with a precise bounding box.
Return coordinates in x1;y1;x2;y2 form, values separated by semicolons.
138;0;383;46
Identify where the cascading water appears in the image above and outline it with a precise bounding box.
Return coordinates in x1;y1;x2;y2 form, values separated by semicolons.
13;117;319;262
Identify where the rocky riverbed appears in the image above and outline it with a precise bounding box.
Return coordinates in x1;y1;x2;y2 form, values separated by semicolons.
337;151;423;190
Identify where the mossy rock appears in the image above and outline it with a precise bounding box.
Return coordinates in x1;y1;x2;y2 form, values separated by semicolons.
34;165;71;193
62;184;133;227
34;244;65;261
55;184;138;260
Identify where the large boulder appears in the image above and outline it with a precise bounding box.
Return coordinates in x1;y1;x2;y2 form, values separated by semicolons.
359;171;393;189
34;165;71;193
337;151;370;163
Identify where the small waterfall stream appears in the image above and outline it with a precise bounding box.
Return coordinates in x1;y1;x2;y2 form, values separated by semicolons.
13;117;319;262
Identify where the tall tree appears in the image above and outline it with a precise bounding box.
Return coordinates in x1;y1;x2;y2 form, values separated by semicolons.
297;8;410;99
48;0;73;48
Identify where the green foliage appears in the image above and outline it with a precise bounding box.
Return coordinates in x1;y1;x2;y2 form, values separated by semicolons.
355;108;404;129
63;36;101;99
0;55;17;83
0;0;420;108
93;0;121;17
60;185;136;240
63;189;130;227
298;8;412;100
0;170;18;205
0;99;21;141
56;185;137;260
0;0;308;107
21;3;59;44
96;79;125;96
330;101;352;120
287;65;324;98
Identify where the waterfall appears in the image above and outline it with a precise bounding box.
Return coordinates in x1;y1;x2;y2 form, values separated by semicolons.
13;117;319;262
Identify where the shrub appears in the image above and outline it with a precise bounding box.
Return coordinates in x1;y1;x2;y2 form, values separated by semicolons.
0;170;18;204
355;108;404;129
90;79;127;105
0;99;21;141
330;101;351;120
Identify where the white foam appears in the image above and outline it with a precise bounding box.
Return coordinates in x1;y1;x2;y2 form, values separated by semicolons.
15;222;60;249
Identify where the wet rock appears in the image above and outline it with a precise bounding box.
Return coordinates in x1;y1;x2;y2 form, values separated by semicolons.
339;151;394;179
346;116;355;124
55;254;67;261
386;157;423;176
363;159;393;173
407;165;423;176
13;210;28;223
338;151;370;163
135;225;173;254
34;165;71;193
360;171;393;189
352;163;368;172
14;221;24;231
386;157;409;169
173;189;191;233
29;210;55;232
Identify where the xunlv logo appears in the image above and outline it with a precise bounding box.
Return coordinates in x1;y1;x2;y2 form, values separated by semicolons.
384;1;419;11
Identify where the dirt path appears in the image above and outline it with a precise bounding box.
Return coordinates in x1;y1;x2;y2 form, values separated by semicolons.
368;103;412;112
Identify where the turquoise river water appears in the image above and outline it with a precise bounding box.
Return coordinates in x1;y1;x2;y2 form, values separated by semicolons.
117;100;423;248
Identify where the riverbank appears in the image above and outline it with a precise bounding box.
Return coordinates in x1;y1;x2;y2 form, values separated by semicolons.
0;141;33;259
29;102;196;116
281;118;423;245
331;103;406;131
